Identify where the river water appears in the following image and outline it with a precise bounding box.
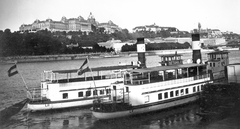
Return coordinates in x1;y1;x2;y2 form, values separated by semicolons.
0;50;240;129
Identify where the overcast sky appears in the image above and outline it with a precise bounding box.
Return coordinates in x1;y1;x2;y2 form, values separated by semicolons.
0;0;239;33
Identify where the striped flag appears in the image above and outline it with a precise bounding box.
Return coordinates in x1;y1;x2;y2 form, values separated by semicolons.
8;64;18;77
77;58;90;75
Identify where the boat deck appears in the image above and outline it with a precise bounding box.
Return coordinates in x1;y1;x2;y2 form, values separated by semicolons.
49;75;123;83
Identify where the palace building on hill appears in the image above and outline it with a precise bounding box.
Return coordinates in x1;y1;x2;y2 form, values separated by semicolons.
19;12;121;34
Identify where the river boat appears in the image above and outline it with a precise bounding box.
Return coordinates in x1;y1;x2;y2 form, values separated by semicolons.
27;64;137;111
92;36;213;120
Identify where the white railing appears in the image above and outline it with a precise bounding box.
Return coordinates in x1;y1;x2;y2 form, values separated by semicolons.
29;88;48;101
126;74;210;86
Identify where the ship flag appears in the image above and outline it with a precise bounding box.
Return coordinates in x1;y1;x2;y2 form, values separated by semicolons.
77;58;90;75
8;64;18;77
7;62;32;98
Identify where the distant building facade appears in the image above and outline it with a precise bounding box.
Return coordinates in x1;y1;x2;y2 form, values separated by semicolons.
98;39;134;52
192;28;223;38
98;20;121;34
19;12;121;33
133;23;179;34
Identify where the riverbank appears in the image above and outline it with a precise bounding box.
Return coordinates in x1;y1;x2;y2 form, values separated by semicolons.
0;49;216;63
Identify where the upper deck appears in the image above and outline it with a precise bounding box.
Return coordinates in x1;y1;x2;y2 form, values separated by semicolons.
124;63;209;86
42;65;138;83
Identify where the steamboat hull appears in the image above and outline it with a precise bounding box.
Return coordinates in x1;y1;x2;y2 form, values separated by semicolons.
92;93;199;120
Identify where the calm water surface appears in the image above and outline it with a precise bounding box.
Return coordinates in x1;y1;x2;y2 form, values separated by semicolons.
0;50;240;129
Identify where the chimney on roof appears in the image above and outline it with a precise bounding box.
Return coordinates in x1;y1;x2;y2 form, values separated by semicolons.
137;38;146;68
191;33;202;64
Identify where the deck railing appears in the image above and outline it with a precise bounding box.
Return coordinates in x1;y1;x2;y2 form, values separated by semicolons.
125;73;210;86
42;71;124;83
28;88;48;101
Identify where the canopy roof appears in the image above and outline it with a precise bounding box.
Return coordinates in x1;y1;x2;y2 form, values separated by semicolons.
158;54;182;57
207;51;229;55
51;65;138;74
130;63;206;73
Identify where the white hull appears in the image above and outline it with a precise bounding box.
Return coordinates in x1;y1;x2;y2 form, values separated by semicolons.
28;96;108;111
92;94;198;119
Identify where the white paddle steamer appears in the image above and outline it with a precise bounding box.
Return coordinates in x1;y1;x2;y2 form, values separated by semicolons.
27;65;137;111
92;35;214;119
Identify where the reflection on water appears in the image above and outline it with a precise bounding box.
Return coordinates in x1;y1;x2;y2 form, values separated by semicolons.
2;103;208;129
90;104;203;129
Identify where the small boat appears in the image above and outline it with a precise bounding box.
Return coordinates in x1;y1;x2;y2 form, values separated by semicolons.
92;35;213;120
27;64;137;111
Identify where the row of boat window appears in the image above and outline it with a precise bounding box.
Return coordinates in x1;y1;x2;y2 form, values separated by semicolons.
62;89;111;99
208;54;228;60
145;85;203;103
209;62;226;67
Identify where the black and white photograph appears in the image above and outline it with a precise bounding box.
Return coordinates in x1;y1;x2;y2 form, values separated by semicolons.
0;0;240;128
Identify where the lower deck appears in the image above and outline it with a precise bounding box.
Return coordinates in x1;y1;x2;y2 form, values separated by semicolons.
93;81;208;113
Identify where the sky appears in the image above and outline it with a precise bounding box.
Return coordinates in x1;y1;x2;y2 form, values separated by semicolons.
0;0;240;33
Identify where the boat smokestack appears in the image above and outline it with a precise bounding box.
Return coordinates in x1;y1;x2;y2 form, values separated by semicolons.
137;38;146;68
191;33;202;63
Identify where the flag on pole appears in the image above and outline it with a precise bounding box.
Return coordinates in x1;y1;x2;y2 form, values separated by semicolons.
77;58;90;75
8;64;18;77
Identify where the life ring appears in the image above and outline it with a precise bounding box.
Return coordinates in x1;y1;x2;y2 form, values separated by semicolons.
221;62;225;66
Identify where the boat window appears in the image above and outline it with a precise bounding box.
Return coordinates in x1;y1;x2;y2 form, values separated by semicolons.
185;88;189;94
93;90;98;95
125;73;130;78
63;93;68;99
86;91;91;97
175;90;179;96
106;88;111;94
193;87;196;92
189;67;198;77
131;72;149;85
180;89;184;95
100;90;104;95
201;85;204;91
213;54;216;59
165;69;176;80
78;92;83;97
199;66;207;75
158;93;162;100
182;68;188;78
158;71;164;81
170;91;174;97
164;92;168;99
126;87;129;92
145;95;149;103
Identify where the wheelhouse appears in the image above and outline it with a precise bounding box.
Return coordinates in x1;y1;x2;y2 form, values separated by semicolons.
159;53;183;66
206;50;229;80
